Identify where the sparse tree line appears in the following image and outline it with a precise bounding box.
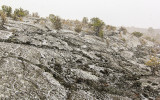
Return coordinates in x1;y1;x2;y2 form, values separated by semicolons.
0;5;125;37
48;14;107;37
0;5;158;42
0;5;157;41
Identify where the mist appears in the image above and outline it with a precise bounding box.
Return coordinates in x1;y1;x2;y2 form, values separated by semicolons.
0;0;160;28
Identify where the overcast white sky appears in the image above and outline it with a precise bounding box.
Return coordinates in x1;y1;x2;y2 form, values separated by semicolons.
0;0;160;28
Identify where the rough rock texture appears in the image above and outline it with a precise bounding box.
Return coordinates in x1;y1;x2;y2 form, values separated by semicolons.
0;17;160;100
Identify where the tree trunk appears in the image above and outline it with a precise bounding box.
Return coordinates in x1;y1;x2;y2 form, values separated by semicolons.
151;66;156;76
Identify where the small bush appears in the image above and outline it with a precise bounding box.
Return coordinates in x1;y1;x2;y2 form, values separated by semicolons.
12;14;19;21
144;36;156;42
13;8;29;21
82;17;88;25
119;27;127;34
132;32;143;38
74;25;82;33
121;38;126;42
32;12;39;18
140;39;146;45
50;16;62;30
14;8;26;17
39;18;46;26
106;25;116;31
151;38;156;42
49;14;55;19
24;10;29;16
144;36;152;41
0;11;7;29
148;27;154;33
145;56;160;76
74;20;81;26
151;48;157;54
2;5;12;17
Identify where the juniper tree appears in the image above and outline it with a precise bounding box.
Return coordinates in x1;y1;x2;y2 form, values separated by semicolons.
50;16;62;31
90;17;105;38
2;5;12;17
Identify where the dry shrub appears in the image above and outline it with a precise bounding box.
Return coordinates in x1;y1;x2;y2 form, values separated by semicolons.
32;12;39;18
74;25;82;33
140;39;146;45
50;16;62;30
145;56;160;75
0;11;7;29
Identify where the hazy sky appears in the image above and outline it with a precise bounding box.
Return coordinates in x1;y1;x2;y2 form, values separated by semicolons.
0;0;160;28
